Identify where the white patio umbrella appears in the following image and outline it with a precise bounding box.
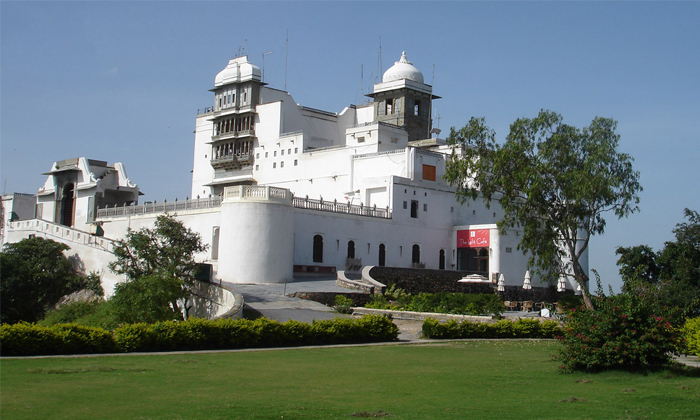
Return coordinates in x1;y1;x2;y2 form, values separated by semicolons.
497;273;505;292
523;270;532;290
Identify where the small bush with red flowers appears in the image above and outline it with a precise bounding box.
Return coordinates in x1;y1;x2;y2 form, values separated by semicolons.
556;292;680;372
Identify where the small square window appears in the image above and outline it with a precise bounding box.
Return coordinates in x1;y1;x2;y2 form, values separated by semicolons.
357;136;365;143
505;247;513;253
255;165;259;170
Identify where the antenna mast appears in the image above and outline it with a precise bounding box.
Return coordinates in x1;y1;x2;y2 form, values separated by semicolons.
284;30;289;91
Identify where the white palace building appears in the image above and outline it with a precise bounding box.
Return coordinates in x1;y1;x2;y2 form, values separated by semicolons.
2;52;587;296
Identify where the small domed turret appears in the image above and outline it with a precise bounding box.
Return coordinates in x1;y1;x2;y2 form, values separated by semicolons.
215;56;261;87
382;52;424;84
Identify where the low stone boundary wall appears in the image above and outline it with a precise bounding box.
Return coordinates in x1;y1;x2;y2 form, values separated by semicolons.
189;281;244;319
368;266;494;294
288;291;372;307
352;307;496;324
361;266;387;294
337;271;374;293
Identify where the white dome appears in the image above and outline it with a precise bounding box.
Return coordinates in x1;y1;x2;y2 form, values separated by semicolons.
215;56;261;87
382;51;424;84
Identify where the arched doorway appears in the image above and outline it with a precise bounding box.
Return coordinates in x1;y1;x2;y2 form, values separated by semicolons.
347;240;355;259
412;244;421;265
378;244;386;267
60;183;75;227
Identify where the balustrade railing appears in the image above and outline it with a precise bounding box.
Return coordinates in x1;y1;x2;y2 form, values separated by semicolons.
96;189;391;220
96;195;223;218
292;196;392;219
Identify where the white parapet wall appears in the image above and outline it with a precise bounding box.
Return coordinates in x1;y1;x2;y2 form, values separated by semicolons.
3;219;125;295
189;281;244;319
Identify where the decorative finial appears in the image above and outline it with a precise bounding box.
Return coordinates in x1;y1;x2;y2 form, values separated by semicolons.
398;51;411;65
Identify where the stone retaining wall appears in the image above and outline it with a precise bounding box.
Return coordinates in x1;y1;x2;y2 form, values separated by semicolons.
368;266;494;294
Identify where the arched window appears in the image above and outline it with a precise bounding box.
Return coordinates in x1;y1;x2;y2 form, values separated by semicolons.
439;249;446;270
347;240;355;259
313;235;324;263
412;244;421;264
378;244;386;267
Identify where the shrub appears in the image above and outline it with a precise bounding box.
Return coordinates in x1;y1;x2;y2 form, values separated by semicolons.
334;295;355;314
0;323;116;356
1;315;398;356
421;318;562;339
681;317;700;356
556;293;680;372
40;301;103;326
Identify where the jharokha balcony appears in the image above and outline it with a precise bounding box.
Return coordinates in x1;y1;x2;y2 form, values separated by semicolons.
210;153;253;170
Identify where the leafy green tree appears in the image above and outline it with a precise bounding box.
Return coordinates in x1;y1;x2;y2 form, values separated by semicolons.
109;214;208;321
617;209;700;319
445;110;641;309
0;237;79;323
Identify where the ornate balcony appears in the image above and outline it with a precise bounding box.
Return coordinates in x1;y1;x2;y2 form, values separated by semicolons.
210;153;253;170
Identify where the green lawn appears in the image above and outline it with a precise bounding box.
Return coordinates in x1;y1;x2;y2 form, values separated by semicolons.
1;340;699;419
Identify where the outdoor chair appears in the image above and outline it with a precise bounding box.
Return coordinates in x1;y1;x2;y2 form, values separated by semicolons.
504;301;518;311
522;301;534;312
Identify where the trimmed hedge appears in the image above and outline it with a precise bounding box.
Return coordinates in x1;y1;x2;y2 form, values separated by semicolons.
0;315;398;356
422;318;563;339
681;317;700;357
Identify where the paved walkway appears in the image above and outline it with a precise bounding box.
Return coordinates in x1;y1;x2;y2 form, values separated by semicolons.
224;277;351;324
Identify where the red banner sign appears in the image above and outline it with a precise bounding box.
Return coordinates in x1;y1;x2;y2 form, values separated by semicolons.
457;229;490;248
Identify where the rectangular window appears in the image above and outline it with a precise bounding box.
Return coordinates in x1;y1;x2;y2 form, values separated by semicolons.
357;136;365;143
288;148;292;154
403;201;407;209
274;151;277;157
255;165;259;170
294;159;298;166
505;247;513;253
386;98;394;115
414;100;421;115
281;161;284;168
422;164;436;181
281;150;285;155
273;162;276;168
256;153;260;159
295;147;298;153
265;152;269;158
391;137;398;143
423;203;428;212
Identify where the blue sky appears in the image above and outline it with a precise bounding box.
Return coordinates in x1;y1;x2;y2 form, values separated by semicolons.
2;1;699;291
